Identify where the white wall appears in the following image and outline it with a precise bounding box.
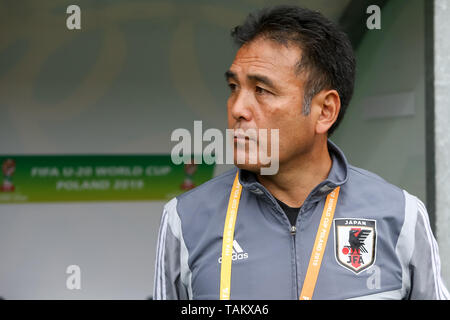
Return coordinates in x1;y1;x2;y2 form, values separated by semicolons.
435;0;450;287
0;202;163;299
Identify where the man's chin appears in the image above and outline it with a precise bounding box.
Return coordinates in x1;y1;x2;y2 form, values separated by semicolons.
235;162;278;176
234;161;280;176
234;162;261;174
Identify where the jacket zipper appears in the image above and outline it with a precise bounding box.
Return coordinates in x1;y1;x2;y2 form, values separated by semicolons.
269;197;300;299
290;225;298;299
290;225;297;236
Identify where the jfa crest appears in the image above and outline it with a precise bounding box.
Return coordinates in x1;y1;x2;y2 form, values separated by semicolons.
334;218;377;274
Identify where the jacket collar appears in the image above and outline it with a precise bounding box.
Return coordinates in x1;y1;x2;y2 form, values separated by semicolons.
238;139;349;207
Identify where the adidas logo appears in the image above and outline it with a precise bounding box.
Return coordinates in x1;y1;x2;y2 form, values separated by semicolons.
218;240;249;263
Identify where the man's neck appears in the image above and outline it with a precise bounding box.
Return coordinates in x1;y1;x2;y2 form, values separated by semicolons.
256;139;332;208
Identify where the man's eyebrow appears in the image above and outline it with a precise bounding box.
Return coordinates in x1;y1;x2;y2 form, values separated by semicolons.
225;71;276;89
247;74;276;89
224;70;237;82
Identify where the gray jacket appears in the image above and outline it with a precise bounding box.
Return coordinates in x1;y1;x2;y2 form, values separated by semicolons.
153;140;449;299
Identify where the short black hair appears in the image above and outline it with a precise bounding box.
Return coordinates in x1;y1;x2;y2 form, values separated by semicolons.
231;5;356;135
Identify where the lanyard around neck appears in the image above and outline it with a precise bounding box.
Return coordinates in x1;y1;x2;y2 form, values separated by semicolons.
219;171;340;300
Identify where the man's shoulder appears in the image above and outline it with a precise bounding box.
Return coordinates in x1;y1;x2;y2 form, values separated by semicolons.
162;168;238;242
347;164;402;192
163;168;237;217
343;165;416;238
346;164;407;206
177;168;237;201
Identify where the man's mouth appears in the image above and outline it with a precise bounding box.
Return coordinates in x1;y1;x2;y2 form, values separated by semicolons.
233;135;251;141
233;129;257;142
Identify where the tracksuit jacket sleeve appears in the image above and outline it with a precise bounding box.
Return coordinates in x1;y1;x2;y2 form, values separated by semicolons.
409;198;450;300
407;197;449;300
153;198;191;300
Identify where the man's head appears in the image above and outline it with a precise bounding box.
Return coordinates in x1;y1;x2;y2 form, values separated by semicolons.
226;5;355;172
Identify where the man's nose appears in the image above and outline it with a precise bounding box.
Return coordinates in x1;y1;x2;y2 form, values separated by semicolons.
229;89;253;122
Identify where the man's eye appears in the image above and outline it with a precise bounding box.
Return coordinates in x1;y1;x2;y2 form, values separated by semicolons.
255;86;270;95
228;83;237;92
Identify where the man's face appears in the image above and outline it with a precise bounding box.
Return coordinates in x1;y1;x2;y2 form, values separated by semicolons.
226;37;316;173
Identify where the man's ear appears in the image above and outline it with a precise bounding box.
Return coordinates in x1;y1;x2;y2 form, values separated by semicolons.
312;89;341;135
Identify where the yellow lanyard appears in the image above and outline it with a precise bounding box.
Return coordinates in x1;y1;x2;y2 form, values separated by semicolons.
219;171;340;300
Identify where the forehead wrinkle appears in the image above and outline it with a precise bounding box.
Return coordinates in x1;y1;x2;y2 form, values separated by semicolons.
231;58;278;77
236;38;300;67
231;53;298;81
233;55;278;66
230;57;283;81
